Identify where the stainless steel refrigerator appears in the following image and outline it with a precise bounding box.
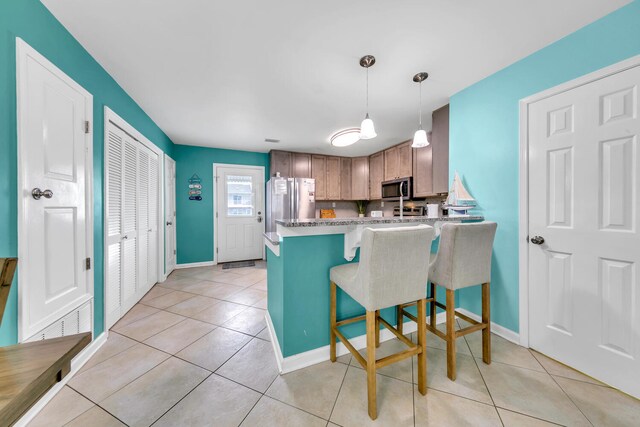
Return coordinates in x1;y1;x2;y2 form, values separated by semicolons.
266;177;316;233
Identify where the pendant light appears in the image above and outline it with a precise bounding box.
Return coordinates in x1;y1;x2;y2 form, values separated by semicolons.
359;55;377;140
411;72;430;148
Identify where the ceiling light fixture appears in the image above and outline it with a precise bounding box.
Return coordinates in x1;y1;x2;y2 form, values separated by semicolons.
411;72;430;148
330;128;361;147
359;55;377;140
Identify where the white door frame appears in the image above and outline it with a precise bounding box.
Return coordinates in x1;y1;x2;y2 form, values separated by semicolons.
103;107;166;329
212;163;266;265
165;154;177;274
16;38;94;342
518;55;640;347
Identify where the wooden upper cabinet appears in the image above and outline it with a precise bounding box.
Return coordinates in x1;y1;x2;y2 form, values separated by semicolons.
397;141;413;178
270;150;292;177
292;152;311;178
369;151;384;200
351;156;369;200
412;144;433;198
340;158;352;200
384;146;399;181
432;104;450;194
326;157;341;200
311;155;327;200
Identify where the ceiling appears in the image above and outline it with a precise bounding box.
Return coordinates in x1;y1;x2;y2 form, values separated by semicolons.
41;0;630;156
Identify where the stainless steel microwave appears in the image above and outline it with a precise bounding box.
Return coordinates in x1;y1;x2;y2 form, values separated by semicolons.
381;177;412;201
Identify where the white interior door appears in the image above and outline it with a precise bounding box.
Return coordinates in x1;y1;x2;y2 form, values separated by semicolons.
528;64;640;397
147;150;160;287
165;156;177;273
17;39;93;341
216;165;265;263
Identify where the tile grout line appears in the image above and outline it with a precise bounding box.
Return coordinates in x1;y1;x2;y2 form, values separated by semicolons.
326;361;350;424
147;371;215;426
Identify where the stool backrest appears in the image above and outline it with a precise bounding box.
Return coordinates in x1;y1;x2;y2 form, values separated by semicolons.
430;222;497;290
357;225;435;310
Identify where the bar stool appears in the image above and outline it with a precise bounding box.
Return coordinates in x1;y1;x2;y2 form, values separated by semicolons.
329;225;435;420
398;221;497;381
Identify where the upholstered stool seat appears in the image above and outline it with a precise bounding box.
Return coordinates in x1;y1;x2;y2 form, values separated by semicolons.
330;225;435;420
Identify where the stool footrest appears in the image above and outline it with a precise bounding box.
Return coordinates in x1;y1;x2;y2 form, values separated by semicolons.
336;314;367;327
378;317;414;348
376;346;421;370
457;322;488;337
334;328;367;369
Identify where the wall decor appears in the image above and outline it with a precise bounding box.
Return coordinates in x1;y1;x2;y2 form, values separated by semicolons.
188;173;202;201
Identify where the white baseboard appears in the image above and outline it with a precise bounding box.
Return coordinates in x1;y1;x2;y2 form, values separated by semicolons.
456;308;520;344
14;332;109;427
175;261;214;269
265;311;447;374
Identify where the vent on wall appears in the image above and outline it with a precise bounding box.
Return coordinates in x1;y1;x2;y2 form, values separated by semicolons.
25;300;92;342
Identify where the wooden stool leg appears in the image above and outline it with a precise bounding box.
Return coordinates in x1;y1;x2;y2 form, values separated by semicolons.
396;305;403;335
417;298;427;395
482;282;491;365
330;281;337;362
366;310;377;420
446;288;457;381
375;310;380;348
429;283;436;329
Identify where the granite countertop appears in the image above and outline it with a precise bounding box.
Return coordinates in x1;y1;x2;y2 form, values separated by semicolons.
275;215;484;227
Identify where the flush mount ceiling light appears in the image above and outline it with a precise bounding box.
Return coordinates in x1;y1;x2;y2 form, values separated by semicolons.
411;72;430;148
330;128;361;147
359;55;377;140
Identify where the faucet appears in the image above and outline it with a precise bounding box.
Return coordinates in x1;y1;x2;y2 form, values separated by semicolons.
399;182;404;219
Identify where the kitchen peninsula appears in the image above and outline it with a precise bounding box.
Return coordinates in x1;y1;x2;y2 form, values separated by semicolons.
264;215;483;372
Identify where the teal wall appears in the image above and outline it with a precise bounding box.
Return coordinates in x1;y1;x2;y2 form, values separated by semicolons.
173;145;269;265
450;1;640;333
0;0;176;345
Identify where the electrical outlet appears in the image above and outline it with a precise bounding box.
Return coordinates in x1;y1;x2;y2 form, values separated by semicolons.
381;201;384;207
332;202;336;208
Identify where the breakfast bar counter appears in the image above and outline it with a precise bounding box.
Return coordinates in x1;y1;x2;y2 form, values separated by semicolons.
264;215;483;372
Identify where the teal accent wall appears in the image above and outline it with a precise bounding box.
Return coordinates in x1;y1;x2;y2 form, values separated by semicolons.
450;1;640;333
173;145;269;265
0;0;176;345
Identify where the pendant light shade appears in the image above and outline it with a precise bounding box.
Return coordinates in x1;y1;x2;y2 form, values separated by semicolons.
413;129;428;147
411;72;430;148
359;55;377;140
360;114;377;140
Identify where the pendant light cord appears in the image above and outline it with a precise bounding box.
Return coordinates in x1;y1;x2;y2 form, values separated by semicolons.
418;81;423;129
366;66;369;115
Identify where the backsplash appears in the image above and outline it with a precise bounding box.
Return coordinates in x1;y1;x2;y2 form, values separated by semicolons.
315;196;446;218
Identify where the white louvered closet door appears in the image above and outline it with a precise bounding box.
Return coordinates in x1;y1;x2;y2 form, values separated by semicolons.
138;146;150;294
121;135;139;313
147;151;160;287
105;125;124;329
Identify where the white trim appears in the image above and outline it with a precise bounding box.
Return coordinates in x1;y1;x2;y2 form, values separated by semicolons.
456;308;520;345
266;311;447;374
175;261;215;269
517;55;640;348
164;154;177;275
13;332;109;427
264;237;280;257
16;38;94;342
213;163;266;265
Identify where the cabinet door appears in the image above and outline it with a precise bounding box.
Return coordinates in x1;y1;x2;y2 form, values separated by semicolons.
326;157;341;200
384;146;399;181
340;157;352;200
412;144;433;197
292;153;311;178
270;150;292;177
351;156;370;200
369;152;384;200
397;141;413;178
311;155;327;200
432;104;450;193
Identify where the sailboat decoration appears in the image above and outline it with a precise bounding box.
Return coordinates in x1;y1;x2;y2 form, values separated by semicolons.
444;171;476;216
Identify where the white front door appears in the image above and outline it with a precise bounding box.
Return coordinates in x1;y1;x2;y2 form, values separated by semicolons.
215;165;265;263
528;63;640;397
17;39;93;341
165;155;177;273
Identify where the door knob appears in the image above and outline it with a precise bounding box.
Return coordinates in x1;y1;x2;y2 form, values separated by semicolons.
530;236;545;245
257;216;263;223
166;221;173;226
32;188;53;200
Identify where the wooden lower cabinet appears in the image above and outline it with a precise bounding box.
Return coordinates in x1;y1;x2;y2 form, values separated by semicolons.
369;152;384;200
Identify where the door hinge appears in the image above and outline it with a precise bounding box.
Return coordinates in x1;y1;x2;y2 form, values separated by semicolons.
216;212;218;218
216;247;219;254
85;257;91;270
84;121;91;134
173;249;176;255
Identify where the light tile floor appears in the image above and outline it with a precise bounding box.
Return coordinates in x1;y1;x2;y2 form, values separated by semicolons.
30;263;640;426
